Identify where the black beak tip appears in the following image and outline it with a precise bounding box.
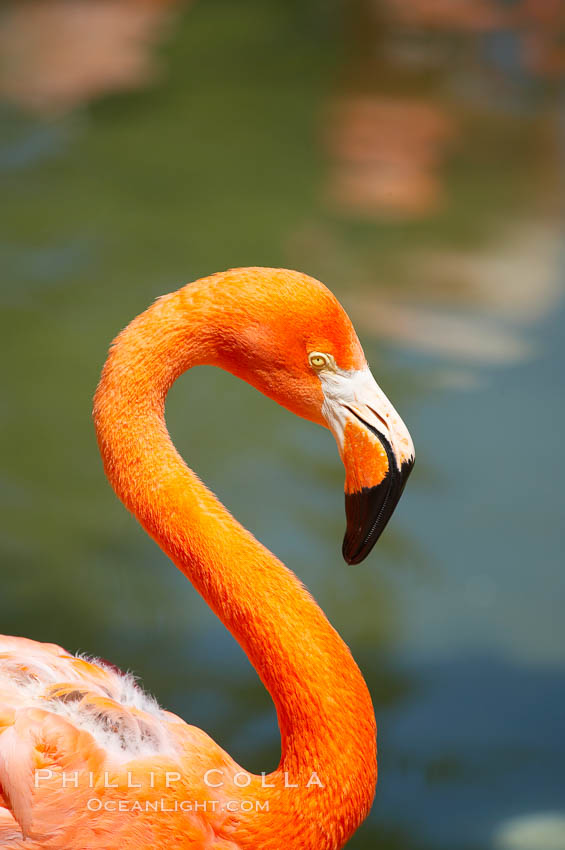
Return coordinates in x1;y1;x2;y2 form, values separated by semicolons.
342;541;371;566
342;458;414;565
342;482;390;565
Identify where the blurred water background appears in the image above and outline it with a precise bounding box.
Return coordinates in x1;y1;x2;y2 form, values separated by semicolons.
1;1;564;847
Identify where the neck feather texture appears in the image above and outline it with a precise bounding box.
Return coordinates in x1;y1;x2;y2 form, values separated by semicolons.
93;273;377;848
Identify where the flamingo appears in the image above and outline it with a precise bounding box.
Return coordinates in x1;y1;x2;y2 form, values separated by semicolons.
0;268;414;849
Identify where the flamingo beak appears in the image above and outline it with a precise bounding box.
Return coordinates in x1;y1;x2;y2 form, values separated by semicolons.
341;418;414;564
320;368;415;564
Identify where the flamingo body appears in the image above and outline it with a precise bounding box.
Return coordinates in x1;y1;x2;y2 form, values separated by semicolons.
0;268;414;849
0;637;240;849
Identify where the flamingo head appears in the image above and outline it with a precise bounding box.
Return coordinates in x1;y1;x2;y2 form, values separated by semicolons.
215;268;415;564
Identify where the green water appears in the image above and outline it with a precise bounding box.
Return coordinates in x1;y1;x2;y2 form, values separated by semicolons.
1;1;564;847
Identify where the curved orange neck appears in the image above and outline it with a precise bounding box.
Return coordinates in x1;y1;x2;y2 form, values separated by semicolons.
93;273;376;848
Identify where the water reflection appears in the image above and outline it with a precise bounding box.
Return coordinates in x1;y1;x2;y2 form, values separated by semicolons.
0;0;180;115
495;813;565;850
0;1;563;848
325;96;455;215
347;219;563;377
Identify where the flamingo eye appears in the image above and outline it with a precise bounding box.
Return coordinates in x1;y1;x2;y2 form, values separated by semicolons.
308;352;330;370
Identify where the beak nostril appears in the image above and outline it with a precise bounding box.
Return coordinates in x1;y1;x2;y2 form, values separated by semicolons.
366;405;389;431
344;404;389;433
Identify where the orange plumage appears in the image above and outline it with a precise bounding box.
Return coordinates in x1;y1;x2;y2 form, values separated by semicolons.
0;268;414;848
